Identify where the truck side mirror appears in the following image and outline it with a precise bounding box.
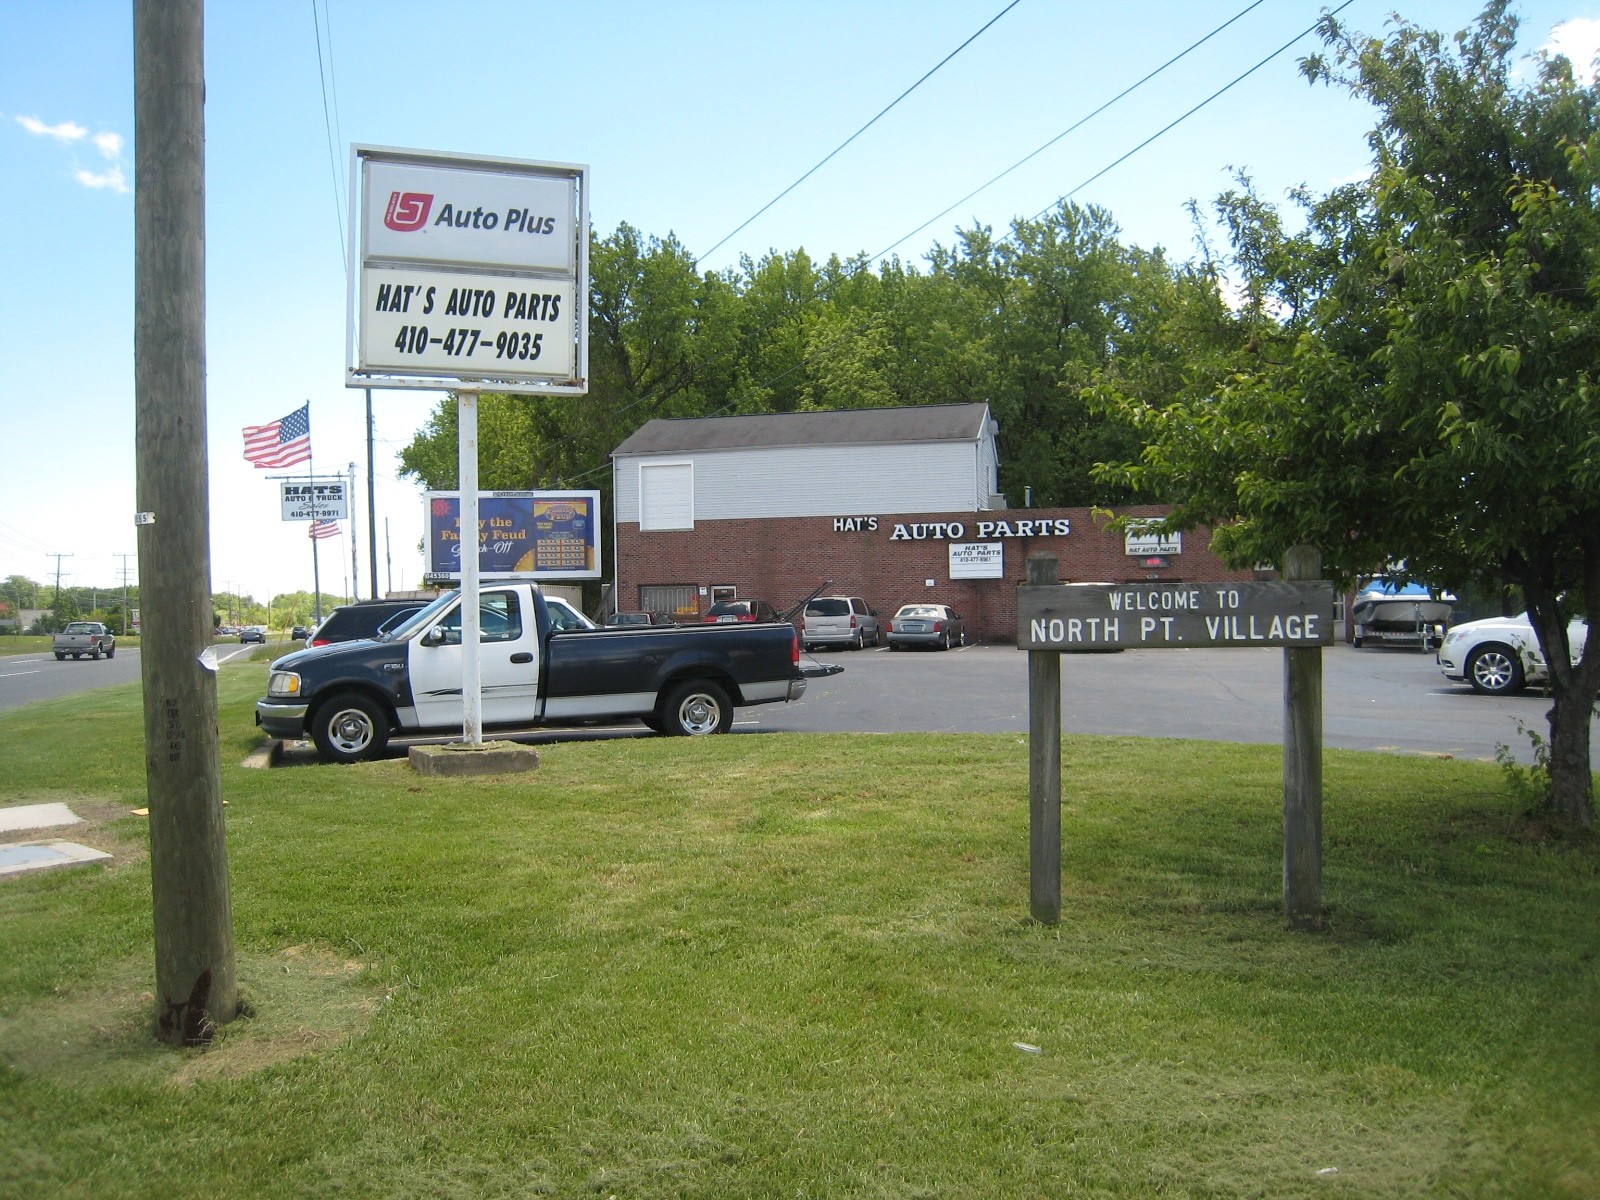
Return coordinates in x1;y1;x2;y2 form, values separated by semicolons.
422;626;446;647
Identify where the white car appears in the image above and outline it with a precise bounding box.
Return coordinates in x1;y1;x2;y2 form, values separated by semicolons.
1437;612;1589;695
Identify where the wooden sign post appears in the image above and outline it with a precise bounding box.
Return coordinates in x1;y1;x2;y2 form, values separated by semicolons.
1018;550;1334;928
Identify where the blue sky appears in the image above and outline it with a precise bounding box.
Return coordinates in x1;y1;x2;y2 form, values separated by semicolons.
3;0;1597;607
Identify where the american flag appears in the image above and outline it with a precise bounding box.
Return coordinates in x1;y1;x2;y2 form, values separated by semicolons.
309;519;340;540
242;403;311;468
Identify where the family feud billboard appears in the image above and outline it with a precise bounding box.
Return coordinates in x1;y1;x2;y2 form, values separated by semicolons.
425;490;601;580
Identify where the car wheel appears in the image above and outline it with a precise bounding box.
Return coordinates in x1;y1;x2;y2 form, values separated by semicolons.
659;679;732;736
54;651;66;661
72;653;81;660
106;646;115;659
957;631;966;647
1352;635;1364;648
939;632;951;651
310;692;390;763
1466;644;1524;695
90;645;101;660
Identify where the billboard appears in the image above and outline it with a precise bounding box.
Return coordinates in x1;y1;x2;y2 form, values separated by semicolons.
426;491;601;580
348;145;589;394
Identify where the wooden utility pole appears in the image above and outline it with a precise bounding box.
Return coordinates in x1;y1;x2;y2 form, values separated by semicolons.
1026;553;1062;925
1282;545;1325;930
135;0;237;1045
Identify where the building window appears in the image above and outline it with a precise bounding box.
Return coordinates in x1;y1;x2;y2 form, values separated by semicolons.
640;461;693;530
640;584;699;619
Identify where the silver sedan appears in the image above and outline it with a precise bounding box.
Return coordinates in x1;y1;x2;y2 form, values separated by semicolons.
886;604;965;651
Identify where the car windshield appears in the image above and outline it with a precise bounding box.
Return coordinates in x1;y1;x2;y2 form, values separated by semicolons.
64;622;97;633
895;606;942;619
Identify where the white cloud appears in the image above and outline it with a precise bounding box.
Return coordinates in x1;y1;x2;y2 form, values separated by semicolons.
74;165;128;193
15;114;129;194
16;114;87;142
1541;18;1600;85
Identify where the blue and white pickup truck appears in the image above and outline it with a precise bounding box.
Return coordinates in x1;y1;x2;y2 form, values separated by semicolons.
256;582;806;762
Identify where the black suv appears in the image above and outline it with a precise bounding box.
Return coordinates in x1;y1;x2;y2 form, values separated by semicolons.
306;599;427;646
703;599;779;624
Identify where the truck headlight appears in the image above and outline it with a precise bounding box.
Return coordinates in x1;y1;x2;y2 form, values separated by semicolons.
267;670;302;697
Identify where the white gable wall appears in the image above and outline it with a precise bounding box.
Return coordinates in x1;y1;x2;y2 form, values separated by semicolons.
616;440;984;523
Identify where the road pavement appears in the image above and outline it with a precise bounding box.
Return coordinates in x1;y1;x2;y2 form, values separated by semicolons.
0;642;262;712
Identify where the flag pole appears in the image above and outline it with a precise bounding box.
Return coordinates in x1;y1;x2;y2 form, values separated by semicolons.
308;408;322;625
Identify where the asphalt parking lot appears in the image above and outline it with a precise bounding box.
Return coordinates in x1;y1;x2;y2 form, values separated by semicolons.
736;638;1585;765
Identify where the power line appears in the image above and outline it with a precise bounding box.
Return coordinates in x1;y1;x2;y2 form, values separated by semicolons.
539;3;1348;487
868;0;1269;264
747;1;1359;402
695;0;1023;265
311;0;347;268
1025;0;1357;226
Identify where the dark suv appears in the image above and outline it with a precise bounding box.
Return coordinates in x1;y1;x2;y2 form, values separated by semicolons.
704;599;779;624
307;599;427;646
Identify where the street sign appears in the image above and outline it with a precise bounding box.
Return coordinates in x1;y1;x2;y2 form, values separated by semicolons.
1017;581;1335;650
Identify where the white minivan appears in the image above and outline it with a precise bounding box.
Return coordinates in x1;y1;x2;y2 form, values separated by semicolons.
802;596;881;650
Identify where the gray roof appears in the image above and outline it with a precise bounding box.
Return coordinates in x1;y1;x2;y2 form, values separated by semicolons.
612;403;993;457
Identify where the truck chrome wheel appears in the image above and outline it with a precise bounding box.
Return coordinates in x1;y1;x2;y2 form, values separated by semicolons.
311;692;391;763
662;680;733;736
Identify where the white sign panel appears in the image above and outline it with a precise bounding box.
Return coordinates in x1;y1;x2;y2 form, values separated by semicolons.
361;159;576;272
949;542;1004;579
349;145;588;394
1125;524;1182;556
280;480;348;521
360;270;575;378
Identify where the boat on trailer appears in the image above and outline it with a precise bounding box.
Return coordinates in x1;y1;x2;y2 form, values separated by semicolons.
1351;578;1454;650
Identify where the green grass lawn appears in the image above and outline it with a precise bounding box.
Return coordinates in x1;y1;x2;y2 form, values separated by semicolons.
1;666;1595;1198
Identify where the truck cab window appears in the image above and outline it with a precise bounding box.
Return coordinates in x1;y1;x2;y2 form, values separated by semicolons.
435;593;523;644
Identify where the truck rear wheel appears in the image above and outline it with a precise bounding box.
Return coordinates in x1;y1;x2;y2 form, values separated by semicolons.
660;680;733;736
311;692;391;763
55;651;66;661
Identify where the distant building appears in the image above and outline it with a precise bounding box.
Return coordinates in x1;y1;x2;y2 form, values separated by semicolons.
610;403;1257;642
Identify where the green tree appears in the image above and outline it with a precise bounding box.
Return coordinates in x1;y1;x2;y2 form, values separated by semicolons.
1094;3;1600;825
1;575;39;611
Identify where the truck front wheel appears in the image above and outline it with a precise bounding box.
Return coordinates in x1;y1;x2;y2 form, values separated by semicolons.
311;692;391;763
660;680;733;736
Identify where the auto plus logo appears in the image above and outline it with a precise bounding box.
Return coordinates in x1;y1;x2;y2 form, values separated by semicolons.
384;191;433;232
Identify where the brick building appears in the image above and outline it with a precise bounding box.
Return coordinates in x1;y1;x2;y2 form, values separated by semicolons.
609;403;1258;643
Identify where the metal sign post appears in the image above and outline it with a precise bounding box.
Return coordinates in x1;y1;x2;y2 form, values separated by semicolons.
1018;550;1334;929
459;390;482;744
